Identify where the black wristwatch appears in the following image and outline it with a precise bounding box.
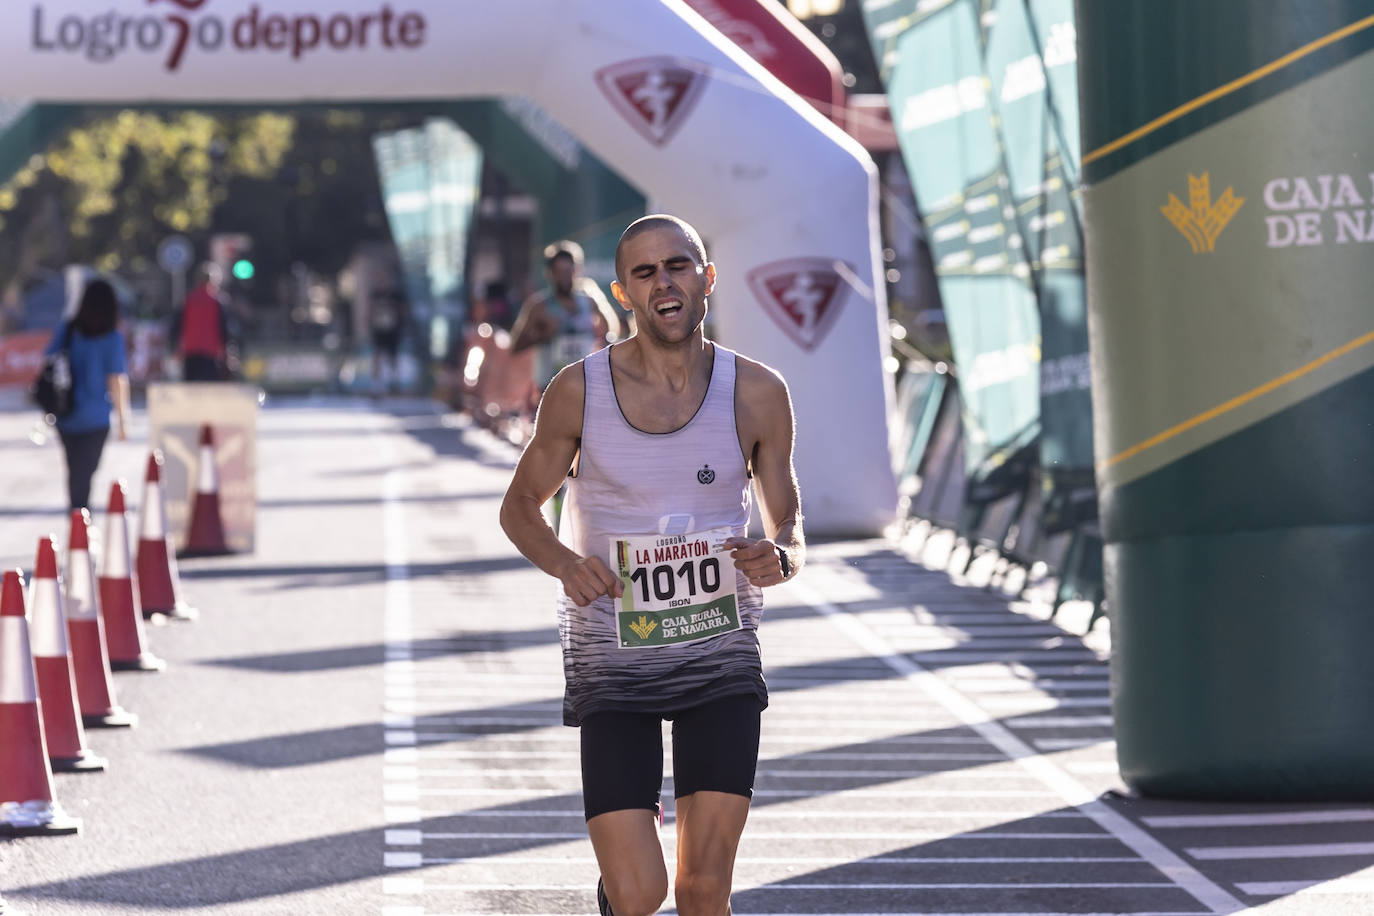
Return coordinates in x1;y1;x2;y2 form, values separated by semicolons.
775;545;791;579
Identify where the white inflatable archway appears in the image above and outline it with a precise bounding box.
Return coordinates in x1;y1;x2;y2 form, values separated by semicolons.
2;0;897;535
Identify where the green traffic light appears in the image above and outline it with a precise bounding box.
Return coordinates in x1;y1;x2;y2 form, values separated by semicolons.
232;258;255;280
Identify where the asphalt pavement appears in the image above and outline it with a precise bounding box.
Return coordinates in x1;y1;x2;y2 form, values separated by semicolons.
1;395;1371;915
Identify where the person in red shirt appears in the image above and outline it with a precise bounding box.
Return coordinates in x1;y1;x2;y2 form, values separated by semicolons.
171;264;237;381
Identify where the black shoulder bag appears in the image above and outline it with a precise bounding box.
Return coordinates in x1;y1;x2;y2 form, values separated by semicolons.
32;322;75;418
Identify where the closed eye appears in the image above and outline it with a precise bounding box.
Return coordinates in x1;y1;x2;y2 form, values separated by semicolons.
630;257;695;279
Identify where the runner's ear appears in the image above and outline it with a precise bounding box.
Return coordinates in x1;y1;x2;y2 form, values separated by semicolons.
611;280;630;307
703;262;716;296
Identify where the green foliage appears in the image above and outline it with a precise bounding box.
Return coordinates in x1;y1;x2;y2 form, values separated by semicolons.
0;106;401;308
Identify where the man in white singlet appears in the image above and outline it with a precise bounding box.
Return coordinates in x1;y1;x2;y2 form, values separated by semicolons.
510;239;625;393
501;215;804;916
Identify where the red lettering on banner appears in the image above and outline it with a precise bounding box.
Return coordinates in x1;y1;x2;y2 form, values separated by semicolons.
398;13;425;47
261;15;287;50
293;17;320;57
232;7;259;48
33;2;430;72
165;15;191;71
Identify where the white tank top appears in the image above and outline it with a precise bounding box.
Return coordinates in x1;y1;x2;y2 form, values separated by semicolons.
533;290;599;389
556;342;766;725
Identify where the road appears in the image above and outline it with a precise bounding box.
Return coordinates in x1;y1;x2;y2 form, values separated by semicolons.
1;396;1371;914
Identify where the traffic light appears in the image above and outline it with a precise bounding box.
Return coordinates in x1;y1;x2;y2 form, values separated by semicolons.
231;258;255;281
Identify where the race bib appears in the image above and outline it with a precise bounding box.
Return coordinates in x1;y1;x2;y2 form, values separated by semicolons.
611;526;741;648
553;332;596;371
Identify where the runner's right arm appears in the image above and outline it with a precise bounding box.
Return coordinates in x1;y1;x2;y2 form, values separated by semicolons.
509;294;554;353
499;364;623;604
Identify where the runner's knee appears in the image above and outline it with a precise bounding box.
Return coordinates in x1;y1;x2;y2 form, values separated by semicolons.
674;868;730;915
604;871;667;916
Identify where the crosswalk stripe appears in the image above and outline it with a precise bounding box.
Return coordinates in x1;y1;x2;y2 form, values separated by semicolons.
1188;841;1374;859
1236;878;1374;896
793;579;1243;914
1145;810;1374;828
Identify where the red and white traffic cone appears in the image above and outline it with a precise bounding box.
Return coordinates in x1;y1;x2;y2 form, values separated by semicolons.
181;424;230;557
98;481;165;673
65;509;136;729
136;450;198;622
0;569;82;836
29;536;106;773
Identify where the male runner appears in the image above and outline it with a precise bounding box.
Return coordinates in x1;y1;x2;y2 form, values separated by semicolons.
510;239;624;393
500;214;804;915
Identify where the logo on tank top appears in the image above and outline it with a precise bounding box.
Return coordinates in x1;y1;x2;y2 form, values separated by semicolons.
746;258;851;351
595;57;707;147
697;464;715;485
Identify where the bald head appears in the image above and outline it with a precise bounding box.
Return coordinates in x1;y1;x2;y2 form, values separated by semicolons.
615;214;708;282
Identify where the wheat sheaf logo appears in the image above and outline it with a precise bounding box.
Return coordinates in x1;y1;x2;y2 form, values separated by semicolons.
628;616;658;640
1162;172;1244;253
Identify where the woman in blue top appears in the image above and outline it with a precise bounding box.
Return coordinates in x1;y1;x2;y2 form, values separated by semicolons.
44;278;131;510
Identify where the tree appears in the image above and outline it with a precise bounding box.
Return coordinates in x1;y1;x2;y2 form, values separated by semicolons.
0;106;409;317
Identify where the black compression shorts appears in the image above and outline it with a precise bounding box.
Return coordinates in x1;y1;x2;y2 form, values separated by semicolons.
578;693;764;821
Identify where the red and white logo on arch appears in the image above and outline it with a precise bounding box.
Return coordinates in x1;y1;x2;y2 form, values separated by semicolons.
746;258;851;351
595;56;708;147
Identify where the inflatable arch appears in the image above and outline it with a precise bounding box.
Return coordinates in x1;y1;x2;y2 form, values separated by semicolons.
0;0;897;536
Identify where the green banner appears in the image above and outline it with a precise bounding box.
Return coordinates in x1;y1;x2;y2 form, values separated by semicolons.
877;0;1042;505
985;0;1095;531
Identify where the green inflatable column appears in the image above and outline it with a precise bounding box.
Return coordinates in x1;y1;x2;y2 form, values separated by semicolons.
1078;2;1374;799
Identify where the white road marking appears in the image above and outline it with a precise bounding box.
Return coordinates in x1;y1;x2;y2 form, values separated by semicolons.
415;830;1121;841
377;854;1145;864
397;786;1060;801
1144;809;1374;828
1188;841;1374;859
407;767;1069;781
400;750;1004;764
400;881;1177;890
393;912;1204;916
950;678;1112;692
1036;737;1115;750
976;696;1111;709
1236;877;1374;896
387;808;1084;820
791;579;1245;915
1066;762;1124;775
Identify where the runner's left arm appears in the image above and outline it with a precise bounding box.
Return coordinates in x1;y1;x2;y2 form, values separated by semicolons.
582;278;625;343
725;359;804;586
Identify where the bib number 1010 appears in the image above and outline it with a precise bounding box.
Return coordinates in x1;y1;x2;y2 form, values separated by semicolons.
611;527;741;648
627;557;721;604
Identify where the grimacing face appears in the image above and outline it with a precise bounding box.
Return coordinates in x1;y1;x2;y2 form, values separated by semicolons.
612;225;715;346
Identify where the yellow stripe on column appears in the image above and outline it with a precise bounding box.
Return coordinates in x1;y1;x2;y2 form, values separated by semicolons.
1102;328;1374;471
1083;14;1374;165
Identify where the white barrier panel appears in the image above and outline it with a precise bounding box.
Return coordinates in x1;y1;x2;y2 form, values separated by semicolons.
146;382;259;553
0;0;897;534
